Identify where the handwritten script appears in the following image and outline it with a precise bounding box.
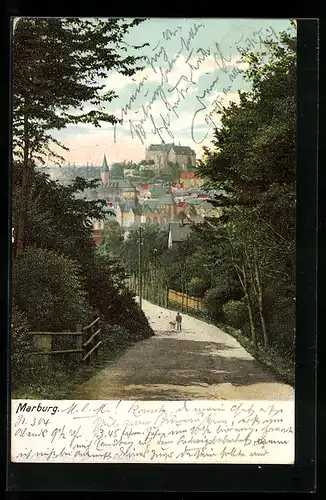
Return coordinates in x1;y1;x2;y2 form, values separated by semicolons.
11;400;294;464
116;23;280;145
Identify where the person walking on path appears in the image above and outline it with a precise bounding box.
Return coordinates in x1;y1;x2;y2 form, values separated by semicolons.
176;312;182;331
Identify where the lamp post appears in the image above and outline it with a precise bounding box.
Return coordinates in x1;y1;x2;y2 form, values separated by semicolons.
138;225;142;310
154;248;157;304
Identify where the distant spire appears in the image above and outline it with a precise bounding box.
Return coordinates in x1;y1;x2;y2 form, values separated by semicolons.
102;154;109;172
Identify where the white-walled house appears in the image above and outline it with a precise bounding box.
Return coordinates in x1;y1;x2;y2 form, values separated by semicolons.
168;222;193;249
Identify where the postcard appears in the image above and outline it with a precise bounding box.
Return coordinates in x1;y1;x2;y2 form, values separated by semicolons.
11;17;296;465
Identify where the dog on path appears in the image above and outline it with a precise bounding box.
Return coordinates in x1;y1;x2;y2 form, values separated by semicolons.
169;320;176;330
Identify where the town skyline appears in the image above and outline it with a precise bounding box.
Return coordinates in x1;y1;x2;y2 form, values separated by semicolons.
45;140;197;169
47;18;292;166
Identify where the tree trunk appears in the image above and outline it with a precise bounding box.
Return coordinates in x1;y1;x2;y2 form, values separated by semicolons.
239;263;257;347
15;106;30;257
255;260;269;348
246;294;256;347
246;248;268;349
145;273;149;300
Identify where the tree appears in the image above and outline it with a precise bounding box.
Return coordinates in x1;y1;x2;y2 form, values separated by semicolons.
11;303;32;386
12;247;92;332
197;27;296;351
198;30;296;226
100;222;170;305
98;220;125;258
167;161;182;181
13;17;148;255
140;159;154;166
187;277;207;298
110;163;125;179
12;165;152;339
142;169;155;181
187;156;194;172
12;164;105;265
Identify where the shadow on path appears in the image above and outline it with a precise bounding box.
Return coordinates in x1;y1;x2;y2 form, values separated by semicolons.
112;337;281;388
72;335;292;401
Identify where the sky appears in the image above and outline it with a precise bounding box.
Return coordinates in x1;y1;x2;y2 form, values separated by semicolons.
49;18;294;166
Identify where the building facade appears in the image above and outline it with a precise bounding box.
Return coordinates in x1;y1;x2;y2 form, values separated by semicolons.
145;142;196;171
179;172;205;189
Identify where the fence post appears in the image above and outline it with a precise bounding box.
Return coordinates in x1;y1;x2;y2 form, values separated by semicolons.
90;324;95;364
76;324;83;363
84;325;90;366
94;322;99;362
34;334;51;366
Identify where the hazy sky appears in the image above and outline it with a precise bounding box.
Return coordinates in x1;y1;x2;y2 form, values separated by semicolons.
51;18;293;166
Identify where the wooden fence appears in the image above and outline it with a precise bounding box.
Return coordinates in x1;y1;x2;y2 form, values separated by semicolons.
128;274;205;313
168;289;205;313
28;317;102;365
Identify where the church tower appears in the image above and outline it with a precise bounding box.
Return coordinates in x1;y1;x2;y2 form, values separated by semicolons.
101;154;110;185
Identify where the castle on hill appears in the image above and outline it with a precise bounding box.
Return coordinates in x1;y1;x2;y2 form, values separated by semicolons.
145;142;196;171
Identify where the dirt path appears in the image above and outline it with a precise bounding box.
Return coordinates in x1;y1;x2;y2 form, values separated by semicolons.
73;299;294;401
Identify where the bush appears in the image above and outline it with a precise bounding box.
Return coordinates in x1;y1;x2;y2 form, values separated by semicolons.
203;270;243;321
222;300;248;329
267;298;295;359
11;304;33;386
263;283;295;358
85;253;153;339
187;277;207;298
203;287;226;320
12;247;92;332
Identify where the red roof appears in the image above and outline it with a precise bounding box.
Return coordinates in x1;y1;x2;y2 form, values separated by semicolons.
197;194;208;198
141;184;149;190
180;172;197;179
92;229;103;246
178;201;186;207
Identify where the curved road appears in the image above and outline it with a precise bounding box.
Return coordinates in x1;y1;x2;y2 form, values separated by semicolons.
73;299;294;401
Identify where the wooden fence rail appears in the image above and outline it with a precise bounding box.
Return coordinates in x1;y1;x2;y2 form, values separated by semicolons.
168;289;205;313
128;275;205;314
82;317;102;365
28;317;102;365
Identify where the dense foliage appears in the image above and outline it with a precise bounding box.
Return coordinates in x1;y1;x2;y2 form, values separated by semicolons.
12;166;153;327
11;18;152;394
196;30;296;355
100;29;296;368
13;17;148;255
11;303;32;385
13;247;92;332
